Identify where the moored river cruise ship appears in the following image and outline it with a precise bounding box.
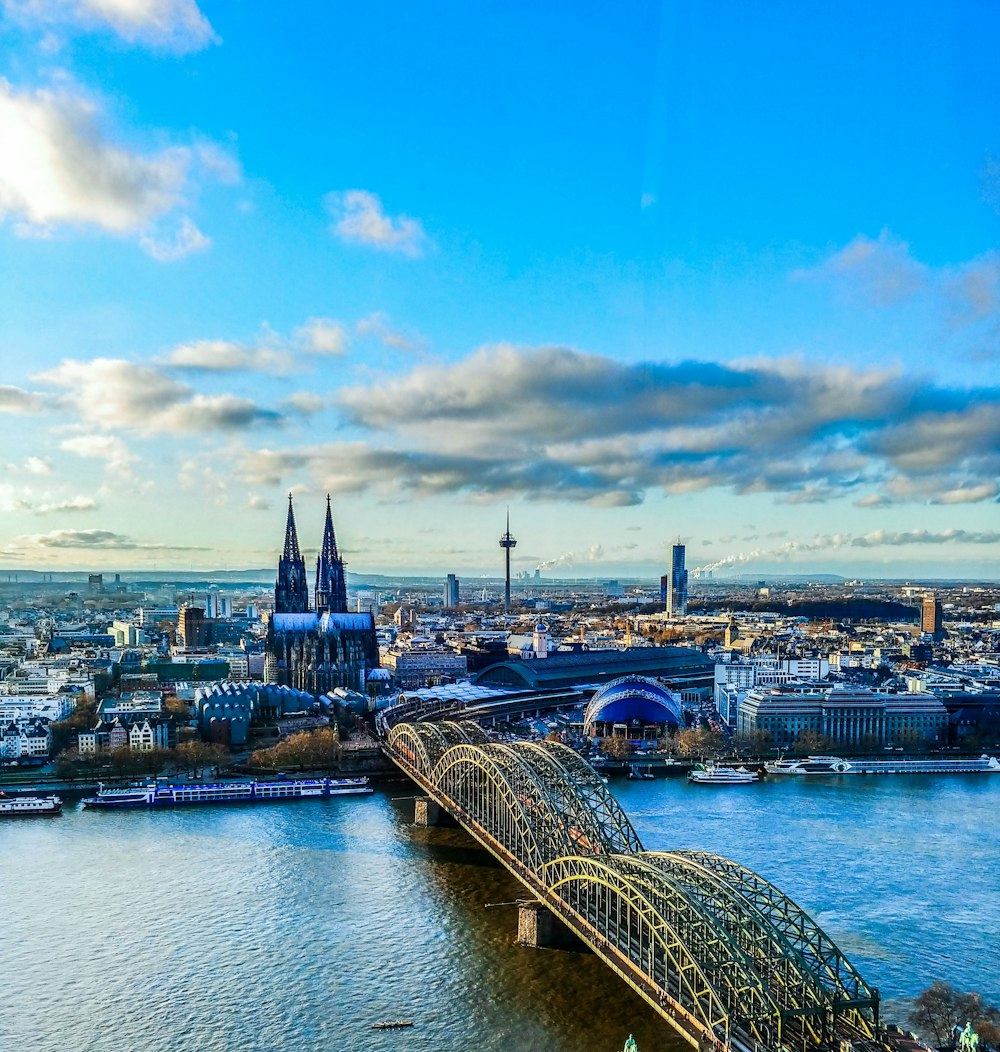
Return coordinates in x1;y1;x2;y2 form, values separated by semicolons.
764;754;1000;776
82;777;372;810
0;791;62;817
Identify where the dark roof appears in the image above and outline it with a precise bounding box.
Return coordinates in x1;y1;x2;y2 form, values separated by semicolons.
473;646;714;691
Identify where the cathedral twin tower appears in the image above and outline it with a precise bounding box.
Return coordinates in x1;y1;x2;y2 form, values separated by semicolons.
267;495;377;695
275;494;348;615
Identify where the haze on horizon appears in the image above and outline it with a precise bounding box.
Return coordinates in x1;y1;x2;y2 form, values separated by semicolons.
1;2;998;581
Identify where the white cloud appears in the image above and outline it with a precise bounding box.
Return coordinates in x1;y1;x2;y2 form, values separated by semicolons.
0;385;43;413
163;338;293;374
26;496;97;514
23;456;52;474
3;0;218;52
356;311;419;352
932;482;999;505
794;230;928;305
282;392;326;415
325;189;429;257
139;215;210;261
0;79;188;234
295;317;348;356
0;80;238;256
36;357;283;433
16;527;207;550
60;433;138;474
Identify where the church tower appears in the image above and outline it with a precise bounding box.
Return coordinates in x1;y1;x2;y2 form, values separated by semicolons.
315;494;348;614
275;494;309;613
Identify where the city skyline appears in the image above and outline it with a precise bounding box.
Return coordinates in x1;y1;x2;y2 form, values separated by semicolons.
1;3;999;578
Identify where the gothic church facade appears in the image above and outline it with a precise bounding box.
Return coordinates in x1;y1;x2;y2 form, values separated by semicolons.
265;496;379;694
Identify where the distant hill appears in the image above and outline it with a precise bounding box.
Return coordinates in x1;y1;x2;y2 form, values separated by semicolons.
722;573;847;584
691;597;920;622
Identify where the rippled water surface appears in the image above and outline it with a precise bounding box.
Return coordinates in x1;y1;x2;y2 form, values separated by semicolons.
2;774;998;1052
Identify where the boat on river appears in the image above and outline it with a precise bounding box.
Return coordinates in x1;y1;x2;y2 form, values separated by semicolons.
0;791;62;817
765;755;853;775
688;764;758;785
765;754;1000;776
82;777;372;810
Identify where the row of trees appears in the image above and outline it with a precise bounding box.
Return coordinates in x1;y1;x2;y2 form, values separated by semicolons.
598;728;772;760
597;725;943;761
53;740;229;780
911;982;1000;1049
247;727;343;771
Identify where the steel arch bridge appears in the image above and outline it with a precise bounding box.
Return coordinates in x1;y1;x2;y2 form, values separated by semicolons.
385;721;880;1052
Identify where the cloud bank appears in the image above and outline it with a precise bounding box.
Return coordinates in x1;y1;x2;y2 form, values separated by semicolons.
237;344;1000;511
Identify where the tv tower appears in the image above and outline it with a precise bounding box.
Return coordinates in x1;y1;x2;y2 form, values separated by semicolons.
499;508;517;612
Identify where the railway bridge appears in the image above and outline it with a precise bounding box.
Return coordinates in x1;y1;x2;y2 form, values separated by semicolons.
384;720;882;1052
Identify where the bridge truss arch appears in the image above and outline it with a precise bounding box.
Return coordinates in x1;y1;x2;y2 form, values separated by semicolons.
384;721;879;1052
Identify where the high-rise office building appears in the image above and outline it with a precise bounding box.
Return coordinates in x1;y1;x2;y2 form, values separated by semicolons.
921;594;944;640
444;573;460;608
666;543;688;616
178;605;207;647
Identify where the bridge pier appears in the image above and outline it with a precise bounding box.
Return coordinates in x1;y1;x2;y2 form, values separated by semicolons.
413;797;456;827
516;901;587;952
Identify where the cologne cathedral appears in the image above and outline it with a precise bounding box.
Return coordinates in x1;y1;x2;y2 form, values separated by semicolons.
264;495;379;694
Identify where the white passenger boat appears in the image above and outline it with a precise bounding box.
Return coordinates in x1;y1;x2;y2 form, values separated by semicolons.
765;756;853;775
765;755;1000;776
688;764;758;785
83;776;372;809
0;791;62;817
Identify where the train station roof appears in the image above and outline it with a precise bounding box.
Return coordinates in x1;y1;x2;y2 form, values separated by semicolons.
472;646;713;693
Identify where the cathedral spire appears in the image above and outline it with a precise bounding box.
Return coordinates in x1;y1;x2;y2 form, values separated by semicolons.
315;494;348;613
283;493;302;561
275;494;308;613
320;494;339;562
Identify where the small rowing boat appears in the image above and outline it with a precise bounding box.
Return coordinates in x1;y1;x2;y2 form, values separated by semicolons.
371;1020;414;1030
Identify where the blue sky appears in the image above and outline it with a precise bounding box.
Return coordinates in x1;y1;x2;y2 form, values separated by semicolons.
1;0;999;578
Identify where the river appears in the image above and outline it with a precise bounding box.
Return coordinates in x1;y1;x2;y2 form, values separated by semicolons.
2;773;998;1052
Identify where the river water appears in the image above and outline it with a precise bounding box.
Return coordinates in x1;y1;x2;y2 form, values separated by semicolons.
2;773;998;1052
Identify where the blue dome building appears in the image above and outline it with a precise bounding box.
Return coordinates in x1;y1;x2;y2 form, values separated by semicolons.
583;676;683;737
